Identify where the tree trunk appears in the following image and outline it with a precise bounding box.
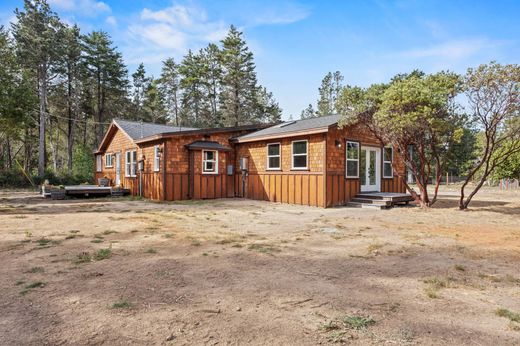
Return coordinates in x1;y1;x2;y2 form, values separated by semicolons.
38;64;47;177
67;65;74;174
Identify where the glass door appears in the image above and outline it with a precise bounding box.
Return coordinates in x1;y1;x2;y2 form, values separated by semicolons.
360;146;381;192
115;153;121;185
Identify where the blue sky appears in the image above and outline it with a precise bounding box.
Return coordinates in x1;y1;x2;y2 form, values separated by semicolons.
1;0;519;119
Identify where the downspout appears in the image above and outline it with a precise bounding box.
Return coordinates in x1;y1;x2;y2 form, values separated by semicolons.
188;150;194;199
162;140;167;201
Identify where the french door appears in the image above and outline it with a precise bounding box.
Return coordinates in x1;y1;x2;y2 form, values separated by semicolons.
360;146;381;192
115;153;121;185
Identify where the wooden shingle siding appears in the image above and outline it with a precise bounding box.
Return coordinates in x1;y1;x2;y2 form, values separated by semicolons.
96;126;254;202
96;120;407;208
325;123;406;207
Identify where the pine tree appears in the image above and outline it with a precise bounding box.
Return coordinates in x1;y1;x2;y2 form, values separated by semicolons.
83;30;128;146
131;63;150;121
219;25;259;126
316;71;343;116
256;86;282;123
143;78;167;124
0;26;37;171
200;43;223;127
300;104;316;119
179;50;205;126
159;58;182;126
12;0;63;176
55;24;83;173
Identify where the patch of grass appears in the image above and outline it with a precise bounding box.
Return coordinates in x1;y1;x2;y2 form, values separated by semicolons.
26;267;44;273
478;273;502;282
94;234;104;240
36;238;51;246
111;300;132;309
74;252;92;264
103;230;118;235
202;252;208;256
144;248;157;254
342;315;376;330
366;242;385;255
65;235;76;240
20;281;45;295
248;243;281;254
91;239;104;243
319;320;340;332
25;231;32;238
327;331;347;343
94;248;112;261
496;308;520;323
15;280;25;286
69;230;80;234
423;277;453;298
162;233;173;238
454;264;466;271
14;215;27;219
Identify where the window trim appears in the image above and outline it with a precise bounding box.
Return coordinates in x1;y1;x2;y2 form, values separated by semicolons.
266;142;281;170
202;150;218;175
383;146;394;178
154;145;160;172
96;155;102;172
345;140;360;179
125;150;137;178
105;153;113;168
291;140;308;170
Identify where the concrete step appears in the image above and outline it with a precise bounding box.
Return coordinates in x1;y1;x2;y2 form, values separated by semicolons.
346;202;389;210
351;198;392;206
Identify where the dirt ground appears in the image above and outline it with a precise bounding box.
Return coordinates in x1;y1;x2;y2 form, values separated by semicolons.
0;186;519;345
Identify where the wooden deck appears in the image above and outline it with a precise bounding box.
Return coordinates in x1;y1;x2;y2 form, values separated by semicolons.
347;192;414;209
44;185;131;199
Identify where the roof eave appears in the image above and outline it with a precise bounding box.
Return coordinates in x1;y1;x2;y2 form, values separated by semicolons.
234;126;331;143
134;124;270;144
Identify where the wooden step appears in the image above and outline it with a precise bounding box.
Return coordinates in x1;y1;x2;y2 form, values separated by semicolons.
346;202;389;210
355;193;414;203
351;198;392;206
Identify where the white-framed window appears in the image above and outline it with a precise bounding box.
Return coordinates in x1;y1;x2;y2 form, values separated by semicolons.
346;141;359;178
291;140;308;170
105;153;113;168
154;145;160;172
125;150;137;177
96;155;102;172
202;150;218;174
266;143;281;170
383;146;393;178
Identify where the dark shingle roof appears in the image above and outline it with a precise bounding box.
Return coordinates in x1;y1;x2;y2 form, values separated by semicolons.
236;114;340;142
185;141;232;151
114;119;198;140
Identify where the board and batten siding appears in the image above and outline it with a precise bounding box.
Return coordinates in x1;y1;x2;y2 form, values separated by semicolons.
235;133;327;207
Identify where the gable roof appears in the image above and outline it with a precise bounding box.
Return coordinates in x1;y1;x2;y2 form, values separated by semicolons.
235;114;340;143
95;119;198;153
114;119;198;140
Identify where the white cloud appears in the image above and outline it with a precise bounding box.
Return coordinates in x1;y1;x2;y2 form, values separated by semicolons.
49;0;110;16
395;38;507;60
244;2;311;26
105;15;117;27
124;3;227;59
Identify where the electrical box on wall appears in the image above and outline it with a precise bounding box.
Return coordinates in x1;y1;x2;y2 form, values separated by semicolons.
227;165;234;176
239;157;249;171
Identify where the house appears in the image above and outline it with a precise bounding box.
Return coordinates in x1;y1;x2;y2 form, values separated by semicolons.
94;115;407;208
